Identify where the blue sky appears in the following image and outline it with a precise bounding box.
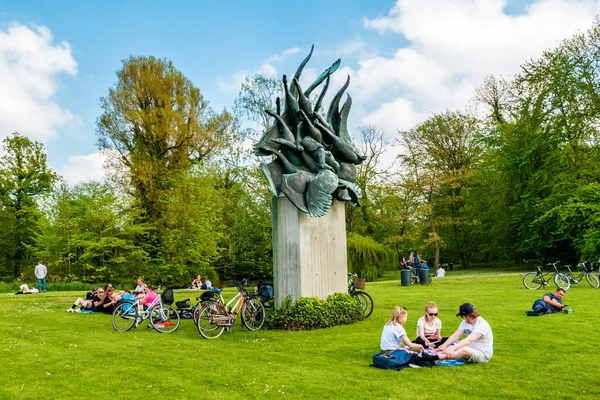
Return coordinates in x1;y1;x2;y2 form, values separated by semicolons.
0;0;598;184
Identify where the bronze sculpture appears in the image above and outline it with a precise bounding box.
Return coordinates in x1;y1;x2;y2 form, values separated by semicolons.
255;45;365;217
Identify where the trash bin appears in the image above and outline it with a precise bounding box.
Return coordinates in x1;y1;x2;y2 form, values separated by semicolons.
419;269;430;285
401;269;412;286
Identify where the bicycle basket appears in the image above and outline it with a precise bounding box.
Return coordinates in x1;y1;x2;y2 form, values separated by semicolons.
162;288;175;306
352;278;366;290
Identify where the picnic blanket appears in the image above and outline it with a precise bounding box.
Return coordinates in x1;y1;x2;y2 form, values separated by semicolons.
436;358;467;367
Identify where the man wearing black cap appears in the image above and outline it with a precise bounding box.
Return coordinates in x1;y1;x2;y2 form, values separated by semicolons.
435;303;494;363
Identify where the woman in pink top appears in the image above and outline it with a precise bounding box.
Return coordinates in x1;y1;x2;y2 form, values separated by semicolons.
142;285;158;310
413;302;448;348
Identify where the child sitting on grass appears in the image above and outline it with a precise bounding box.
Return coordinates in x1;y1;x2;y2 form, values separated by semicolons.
380;306;425;354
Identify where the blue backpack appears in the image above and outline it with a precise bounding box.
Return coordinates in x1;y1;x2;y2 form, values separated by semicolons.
121;293;136;313
371;350;414;371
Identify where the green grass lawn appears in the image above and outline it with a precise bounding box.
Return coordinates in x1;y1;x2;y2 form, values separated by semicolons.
1;271;599;399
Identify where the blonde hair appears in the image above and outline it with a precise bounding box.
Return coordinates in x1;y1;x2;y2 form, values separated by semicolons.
425;301;438;314
387;306;408;326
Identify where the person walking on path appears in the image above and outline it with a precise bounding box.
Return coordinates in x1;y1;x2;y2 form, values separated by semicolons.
34;259;47;293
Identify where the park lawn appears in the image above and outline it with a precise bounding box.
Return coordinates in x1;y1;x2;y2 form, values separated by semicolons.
0;272;599;400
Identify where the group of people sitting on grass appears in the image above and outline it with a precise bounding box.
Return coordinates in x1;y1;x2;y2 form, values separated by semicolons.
191;275;212;290
380;301;493;367
66;277;158;314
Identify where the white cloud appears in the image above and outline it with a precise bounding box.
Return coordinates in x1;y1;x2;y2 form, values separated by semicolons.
363;97;428;133
0;23;79;141
258;63;277;77
353;0;600;135
56;150;107;185
266;47;302;63
218;47;306;94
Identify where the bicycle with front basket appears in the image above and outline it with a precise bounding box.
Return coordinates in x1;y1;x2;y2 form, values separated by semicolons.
195;278;265;339
112;286;180;333
559;261;599;289
522;261;570;290
348;273;374;318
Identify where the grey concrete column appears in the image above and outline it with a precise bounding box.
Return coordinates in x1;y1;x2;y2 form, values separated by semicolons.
273;195;348;306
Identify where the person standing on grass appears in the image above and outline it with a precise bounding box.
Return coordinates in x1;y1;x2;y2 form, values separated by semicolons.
34;259;47;293
434;303;494;364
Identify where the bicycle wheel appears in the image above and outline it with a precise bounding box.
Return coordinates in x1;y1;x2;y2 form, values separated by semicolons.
196;304;225;339
112;302;137;332
554;273;571;290
585;272;600;288
242;298;265;331
354;291;374;318
150;304;180;333
522;272;542;290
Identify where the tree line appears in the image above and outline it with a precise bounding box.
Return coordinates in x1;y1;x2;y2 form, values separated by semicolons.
2;21;600;285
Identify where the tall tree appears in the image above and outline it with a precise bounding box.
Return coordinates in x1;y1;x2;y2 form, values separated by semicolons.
398;112;483;268
0;132;58;277
96;56;232;258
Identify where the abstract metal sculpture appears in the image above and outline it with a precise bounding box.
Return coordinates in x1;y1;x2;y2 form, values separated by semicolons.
255;45;365;217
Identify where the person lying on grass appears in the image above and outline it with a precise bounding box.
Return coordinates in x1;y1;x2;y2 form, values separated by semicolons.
16;284;39;294
380;306;425;355
433;303;494;364
529;288;565;316
66;287;101;313
413;302;448;348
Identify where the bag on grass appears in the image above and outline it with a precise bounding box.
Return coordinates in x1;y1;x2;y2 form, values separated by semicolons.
180;309;194;319
371;350;414;371
176;298;191;309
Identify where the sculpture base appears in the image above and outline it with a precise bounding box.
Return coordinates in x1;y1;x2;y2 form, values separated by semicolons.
272;195;348;307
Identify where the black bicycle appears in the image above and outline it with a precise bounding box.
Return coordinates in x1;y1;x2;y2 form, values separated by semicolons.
348;273;374;318
522;261;570;290
560;261;599;289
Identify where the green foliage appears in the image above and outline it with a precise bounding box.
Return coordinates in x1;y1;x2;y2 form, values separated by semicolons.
346;232;396;280
265;293;363;331
0;132;58;277
96;55;232;261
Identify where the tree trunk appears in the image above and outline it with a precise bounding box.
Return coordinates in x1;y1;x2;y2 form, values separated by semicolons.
459;252;470;269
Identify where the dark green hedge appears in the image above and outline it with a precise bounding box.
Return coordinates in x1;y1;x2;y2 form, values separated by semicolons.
265;293;363;331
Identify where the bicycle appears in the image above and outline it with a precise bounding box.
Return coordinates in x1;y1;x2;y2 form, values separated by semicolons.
348;273;374;318
195;278;265;339
522;261;570;290
559;261;599;289
111;286;181;333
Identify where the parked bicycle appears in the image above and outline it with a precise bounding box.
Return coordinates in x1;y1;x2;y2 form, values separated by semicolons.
522;261;570;290
111;286;181;333
195;278;265;339
348;273;374;318
559;261;599;289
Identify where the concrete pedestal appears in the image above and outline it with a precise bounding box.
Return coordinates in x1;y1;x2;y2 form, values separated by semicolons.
272;195;348;306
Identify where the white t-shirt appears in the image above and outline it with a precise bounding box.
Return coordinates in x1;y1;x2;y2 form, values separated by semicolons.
458;316;493;355
436;268;445;277
34;264;47;279
380;323;407;351
416;316;442;337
